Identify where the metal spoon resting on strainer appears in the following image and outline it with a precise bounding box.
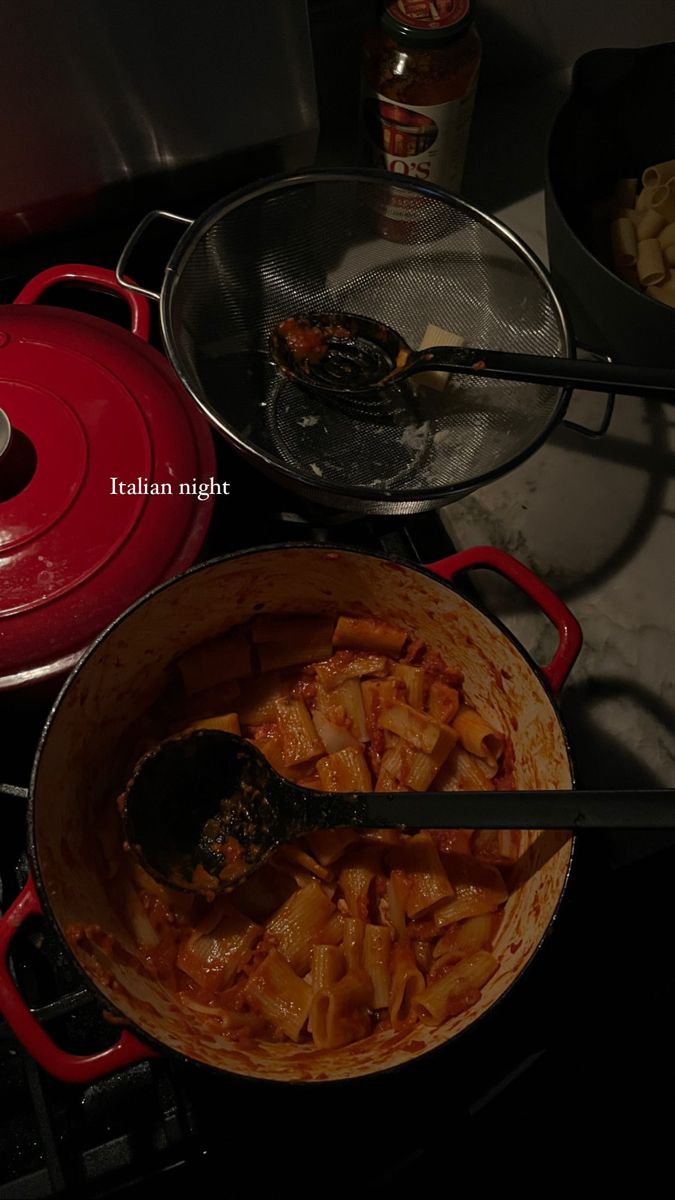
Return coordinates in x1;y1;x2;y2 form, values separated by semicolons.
122;729;675;895
270;313;675;398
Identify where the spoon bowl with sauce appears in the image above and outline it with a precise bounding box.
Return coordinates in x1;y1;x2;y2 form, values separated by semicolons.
270;312;675;399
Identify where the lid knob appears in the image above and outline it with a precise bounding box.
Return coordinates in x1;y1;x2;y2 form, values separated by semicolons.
0;409;11;462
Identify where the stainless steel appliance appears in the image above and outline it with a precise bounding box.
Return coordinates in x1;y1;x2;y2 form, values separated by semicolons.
0;0;319;243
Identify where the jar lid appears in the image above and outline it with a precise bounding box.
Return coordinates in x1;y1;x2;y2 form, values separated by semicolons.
383;0;474;44
0;265;216;690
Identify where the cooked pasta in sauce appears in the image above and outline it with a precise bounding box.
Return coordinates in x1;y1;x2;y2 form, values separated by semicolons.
69;611;519;1052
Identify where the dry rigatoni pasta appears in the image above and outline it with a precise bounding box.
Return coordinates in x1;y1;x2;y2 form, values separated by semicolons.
637;238;667;286
636;209;665;241
651;182;675;224
610;216;637;268
602;160;675;307
646;276;675;307
642;159;675;189
635;184;658;214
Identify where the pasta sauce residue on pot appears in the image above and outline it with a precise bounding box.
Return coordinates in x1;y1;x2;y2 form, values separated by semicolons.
68;610;518;1053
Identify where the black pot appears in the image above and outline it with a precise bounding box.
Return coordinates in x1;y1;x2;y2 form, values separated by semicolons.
546;41;675;365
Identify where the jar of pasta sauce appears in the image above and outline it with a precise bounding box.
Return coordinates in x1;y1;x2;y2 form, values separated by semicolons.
362;0;481;234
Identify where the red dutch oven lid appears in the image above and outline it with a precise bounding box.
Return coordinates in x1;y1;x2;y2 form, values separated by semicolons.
0;264;216;690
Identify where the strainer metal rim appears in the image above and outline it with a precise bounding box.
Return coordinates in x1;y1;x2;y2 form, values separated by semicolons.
159;168;574;503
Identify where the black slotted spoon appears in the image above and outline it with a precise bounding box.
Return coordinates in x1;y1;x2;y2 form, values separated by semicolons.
122;730;675;895
270;313;675;399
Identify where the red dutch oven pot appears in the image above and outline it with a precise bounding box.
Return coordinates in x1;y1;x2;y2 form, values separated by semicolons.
0;264;216;691
0;544;581;1084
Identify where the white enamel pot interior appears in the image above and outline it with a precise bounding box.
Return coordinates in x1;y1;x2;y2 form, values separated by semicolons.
26;544;578;1083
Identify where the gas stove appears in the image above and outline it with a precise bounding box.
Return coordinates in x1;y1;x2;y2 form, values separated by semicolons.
3;470;674;1193
2;204;674;1194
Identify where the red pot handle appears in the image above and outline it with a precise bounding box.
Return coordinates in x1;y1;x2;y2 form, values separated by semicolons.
426;545;582;696
13;264;151;341
0;877;156;1084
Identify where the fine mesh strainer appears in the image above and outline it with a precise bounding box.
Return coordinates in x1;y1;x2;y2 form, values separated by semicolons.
117;170;573;515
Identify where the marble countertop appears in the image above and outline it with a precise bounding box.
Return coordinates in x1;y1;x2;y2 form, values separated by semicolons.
446;110;675;793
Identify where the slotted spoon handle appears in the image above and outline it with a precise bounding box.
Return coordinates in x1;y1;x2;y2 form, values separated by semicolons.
355;789;675;829
257;785;675;838
408;346;675;399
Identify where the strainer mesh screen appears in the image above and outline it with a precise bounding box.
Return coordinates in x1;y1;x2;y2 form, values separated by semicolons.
168;176;567;501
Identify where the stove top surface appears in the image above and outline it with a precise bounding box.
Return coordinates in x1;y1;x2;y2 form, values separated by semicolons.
1;220;673;1196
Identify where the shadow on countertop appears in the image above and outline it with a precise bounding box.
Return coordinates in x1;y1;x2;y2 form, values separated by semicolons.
560;674;675;861
560;676;672;790
447;393;673;613
538;397;674;604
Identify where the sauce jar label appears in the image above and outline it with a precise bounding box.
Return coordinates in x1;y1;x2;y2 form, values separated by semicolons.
363;83;478;206
386;0;471;32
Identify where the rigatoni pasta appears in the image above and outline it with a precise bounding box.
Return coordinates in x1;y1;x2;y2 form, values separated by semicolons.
413;950;499;1025
363;923;392;1008
642;159;675;189
244;948;312;1041
176;902;261;990
637;237;666;286
107;607;516;1052
610;216;637;268
636;209;665;241
603;161;675;307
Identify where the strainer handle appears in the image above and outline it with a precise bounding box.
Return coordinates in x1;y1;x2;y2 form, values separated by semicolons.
562;344;615;438
115;210;193;301
426;546;582;697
